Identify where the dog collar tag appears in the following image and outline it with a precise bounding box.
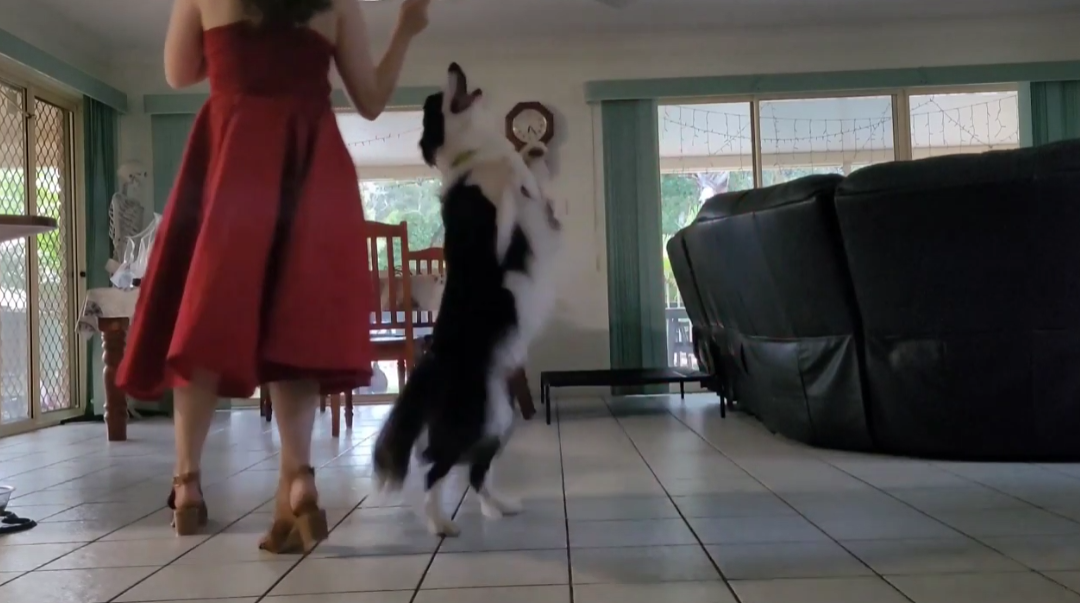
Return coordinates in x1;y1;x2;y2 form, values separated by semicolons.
451;150;477;168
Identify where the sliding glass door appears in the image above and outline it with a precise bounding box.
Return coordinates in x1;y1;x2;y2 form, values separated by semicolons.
0;76;81;432
658;101;755;370
656;85;1017;370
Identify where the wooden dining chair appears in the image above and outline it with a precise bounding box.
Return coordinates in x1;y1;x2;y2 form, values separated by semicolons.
323;221;422;437
406;246;537;421
407;247;446;330
368;221;416;390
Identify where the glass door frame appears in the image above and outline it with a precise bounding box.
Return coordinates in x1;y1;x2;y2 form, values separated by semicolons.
0;60;86;438
656;84;1019;392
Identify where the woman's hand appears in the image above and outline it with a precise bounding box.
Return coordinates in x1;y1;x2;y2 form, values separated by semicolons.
336;0;429;119
396;0;431;39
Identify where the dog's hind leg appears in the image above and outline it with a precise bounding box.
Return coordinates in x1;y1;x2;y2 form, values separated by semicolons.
424;459;460;537
469;438;522;520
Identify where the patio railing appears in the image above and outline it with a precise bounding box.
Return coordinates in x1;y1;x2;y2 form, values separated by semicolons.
666;306;697;370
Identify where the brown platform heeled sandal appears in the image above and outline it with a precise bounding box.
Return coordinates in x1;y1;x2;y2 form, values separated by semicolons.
258;466;328;555
167;472;209;536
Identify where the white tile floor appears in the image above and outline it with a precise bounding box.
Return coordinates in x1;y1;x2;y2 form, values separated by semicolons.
1;394;1080;602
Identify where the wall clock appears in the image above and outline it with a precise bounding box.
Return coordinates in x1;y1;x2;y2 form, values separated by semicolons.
506;101;555;151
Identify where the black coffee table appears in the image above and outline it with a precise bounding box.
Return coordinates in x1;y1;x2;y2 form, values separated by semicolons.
539;367;718;424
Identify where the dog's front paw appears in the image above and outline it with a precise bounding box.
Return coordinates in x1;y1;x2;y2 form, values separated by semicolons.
497;496;523;516
480;493;523;519
480;498;503;520
427;516;461;537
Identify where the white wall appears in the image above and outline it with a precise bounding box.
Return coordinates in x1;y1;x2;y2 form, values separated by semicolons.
110;13;1080;378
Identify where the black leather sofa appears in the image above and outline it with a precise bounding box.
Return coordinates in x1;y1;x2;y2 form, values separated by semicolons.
670;139;1080;459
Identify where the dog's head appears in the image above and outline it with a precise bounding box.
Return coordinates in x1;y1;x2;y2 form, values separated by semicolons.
419;63;490;169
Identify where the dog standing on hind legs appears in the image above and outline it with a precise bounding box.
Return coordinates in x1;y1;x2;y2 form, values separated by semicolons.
371;62;562;537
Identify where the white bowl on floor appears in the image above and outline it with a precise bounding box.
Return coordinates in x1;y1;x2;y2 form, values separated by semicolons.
0;485;13;512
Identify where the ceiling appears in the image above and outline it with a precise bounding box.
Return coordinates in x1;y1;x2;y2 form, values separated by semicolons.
30;0;1080;56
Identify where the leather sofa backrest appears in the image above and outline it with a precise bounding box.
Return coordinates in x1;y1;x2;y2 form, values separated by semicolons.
666;231;709;330
684;174;854;339
667;231;721;376
678;174;871;449
834;139;1080;457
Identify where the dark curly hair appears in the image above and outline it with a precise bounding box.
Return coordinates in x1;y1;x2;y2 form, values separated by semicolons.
242;0;333;25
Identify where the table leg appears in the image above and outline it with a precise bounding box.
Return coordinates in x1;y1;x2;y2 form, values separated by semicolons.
509;369;535;420
100;317;129;442
261;388;273;423
544;384;551;425
331;395;341;438
344;391;354;429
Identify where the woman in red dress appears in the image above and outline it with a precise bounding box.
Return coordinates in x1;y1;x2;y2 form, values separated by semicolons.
117;0;430;552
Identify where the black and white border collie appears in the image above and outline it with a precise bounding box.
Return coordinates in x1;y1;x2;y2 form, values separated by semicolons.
372;63;562;536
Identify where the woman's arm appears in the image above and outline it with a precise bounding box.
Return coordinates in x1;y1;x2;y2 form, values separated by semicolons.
335;0;429;120
164;0;206;89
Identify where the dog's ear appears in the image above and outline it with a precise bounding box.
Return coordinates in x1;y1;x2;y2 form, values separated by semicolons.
447;62;482;114
419;92;445;167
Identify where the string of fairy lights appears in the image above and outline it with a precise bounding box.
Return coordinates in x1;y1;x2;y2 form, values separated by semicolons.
344;126;422;149
658;94;1020;170
340;95;1020;173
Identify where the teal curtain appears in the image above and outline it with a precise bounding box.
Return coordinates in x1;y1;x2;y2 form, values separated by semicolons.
601;100;667;393
1020;81;1080;146
84;97;118;289
150;114;196;213
145;113;196;413
82;97;119;414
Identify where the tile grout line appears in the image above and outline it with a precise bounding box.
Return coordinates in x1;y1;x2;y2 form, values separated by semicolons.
598;397;745;603
681;405;1080;596
1;449;285;579
407;476;470;603
102;429;379;603
811;454;1080;596
660;403;918;603
251;492;373;603
248;429;384;603
920;462;1080;527
556;395;574;603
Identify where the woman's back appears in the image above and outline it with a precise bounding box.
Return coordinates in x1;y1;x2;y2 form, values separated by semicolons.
197;0;339;44
195;0;339;98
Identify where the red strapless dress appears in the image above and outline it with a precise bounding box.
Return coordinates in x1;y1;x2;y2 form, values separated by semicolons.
117;23;374;399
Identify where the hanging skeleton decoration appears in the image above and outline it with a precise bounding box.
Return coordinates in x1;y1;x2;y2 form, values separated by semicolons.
108;162;161;289
109;162;148;261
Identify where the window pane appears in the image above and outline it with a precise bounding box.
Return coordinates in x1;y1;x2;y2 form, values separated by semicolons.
360;178;443;253
758;96;895;186
0;81;29;424
909;91;1019;158
658;102;754;370
34;99;75;413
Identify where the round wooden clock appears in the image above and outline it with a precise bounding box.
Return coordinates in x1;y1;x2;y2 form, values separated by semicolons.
506;101;555;151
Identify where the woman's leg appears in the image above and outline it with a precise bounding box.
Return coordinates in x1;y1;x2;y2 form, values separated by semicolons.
172;371;218;508
268;380;320;512
260;379;326;553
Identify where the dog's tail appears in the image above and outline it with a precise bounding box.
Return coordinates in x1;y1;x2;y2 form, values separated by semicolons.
372;356;437;491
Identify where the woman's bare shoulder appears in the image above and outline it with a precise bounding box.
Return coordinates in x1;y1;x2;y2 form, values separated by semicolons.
192;0;246;29
308;6;339;45
189;0;338;40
